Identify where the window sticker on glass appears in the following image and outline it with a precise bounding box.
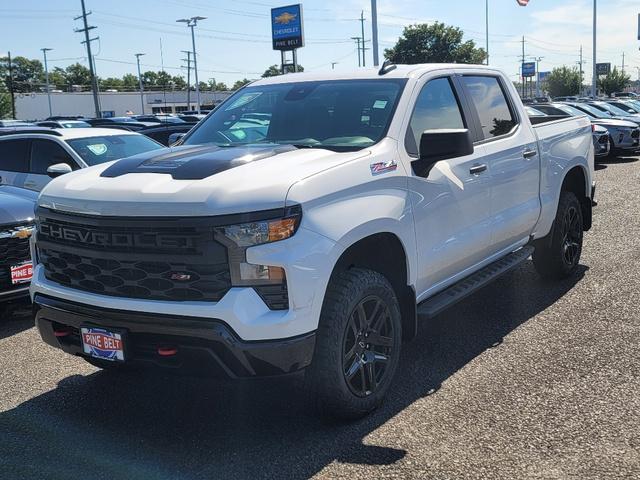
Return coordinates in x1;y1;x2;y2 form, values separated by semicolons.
373;100;388;109
226;92;262;111
87;143;108;155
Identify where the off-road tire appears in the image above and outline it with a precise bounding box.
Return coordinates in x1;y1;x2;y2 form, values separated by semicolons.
305;268;402;420
533;191;584;280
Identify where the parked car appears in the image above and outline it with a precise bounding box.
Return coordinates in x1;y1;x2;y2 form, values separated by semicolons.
31;64;595;419
605;99;640;115
0;120;34;127
0;128;165;192
612;92;640;98
85;118;157;131
0;185;37;307
134;115;186;124
586;101;640;125
555;102;640;155
178;114;206;123
36;120;92;129
591;124;610;157
140;123;196;146
553;96;580;102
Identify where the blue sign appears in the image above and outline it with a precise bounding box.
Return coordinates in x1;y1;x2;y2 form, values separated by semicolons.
271;4;304;51
522;62;536;77
539;71;551;81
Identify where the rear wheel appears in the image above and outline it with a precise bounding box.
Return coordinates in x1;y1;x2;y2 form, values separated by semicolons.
533;191;583;280
305;268;402;419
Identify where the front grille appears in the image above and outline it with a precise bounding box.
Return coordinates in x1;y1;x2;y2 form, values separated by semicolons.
632;129;640;139
0;225;33;291
598;134;609;144
37;210;231;302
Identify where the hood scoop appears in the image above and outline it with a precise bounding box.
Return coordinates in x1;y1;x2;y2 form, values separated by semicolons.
100;144;298;180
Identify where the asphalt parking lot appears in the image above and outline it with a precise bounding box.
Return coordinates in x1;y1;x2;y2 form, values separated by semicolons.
1;155;639;480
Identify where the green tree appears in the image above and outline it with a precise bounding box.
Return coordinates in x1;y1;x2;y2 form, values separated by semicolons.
49;67;68;90
232;78;252;90
122;73;139;89
215;82;229;91
545;66;582;97
65;63;91;87
100;77;124;90
384;22;486;65
0;56;44;92
598;67;630;97
141;70;159;88
172;75;186;89
156;71;172;87
0;78;12;118
262;64;305;77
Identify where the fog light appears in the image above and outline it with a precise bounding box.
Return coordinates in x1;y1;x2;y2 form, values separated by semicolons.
239;263;285;284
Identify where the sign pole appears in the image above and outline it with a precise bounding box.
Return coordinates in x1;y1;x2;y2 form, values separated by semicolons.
592;0;597;99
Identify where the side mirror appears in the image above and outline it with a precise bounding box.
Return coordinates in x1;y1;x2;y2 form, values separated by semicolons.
412;129;474;177
168;132;185;145
47;163;73;178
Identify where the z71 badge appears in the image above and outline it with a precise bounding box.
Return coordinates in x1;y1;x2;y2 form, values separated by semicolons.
370;160;398;175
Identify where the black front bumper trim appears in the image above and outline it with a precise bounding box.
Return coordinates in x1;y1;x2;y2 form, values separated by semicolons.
34;294;315;378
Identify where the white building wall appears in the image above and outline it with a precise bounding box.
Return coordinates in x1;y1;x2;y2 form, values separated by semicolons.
15;91;234;120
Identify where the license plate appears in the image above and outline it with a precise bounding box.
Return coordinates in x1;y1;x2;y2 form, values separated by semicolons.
10;262;33;285
81;327;126;362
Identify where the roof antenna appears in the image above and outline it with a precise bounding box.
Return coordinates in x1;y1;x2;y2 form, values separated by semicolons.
378;59;397;76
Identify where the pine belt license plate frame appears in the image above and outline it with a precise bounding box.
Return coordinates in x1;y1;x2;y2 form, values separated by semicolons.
80;325;128;363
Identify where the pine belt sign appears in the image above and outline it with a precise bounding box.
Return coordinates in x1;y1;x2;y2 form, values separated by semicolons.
596;63;611;76
271;4;305;51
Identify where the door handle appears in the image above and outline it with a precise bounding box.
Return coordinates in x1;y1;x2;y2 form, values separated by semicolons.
523;149;538;159
469;164;487;174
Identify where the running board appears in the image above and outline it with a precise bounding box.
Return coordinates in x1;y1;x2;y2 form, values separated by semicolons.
417;246;535;319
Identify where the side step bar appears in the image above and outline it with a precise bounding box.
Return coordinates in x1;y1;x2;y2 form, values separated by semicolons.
417;245;535;319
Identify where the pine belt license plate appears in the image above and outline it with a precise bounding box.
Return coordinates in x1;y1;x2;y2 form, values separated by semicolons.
10;262;33;285
81;327;126;362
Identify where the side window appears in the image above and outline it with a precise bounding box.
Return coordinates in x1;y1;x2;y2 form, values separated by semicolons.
461;76;517;139
30;139;76;174
405;77;465;156
0;139;30;173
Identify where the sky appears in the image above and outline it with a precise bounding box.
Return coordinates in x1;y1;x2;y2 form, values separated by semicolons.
1;0;640;87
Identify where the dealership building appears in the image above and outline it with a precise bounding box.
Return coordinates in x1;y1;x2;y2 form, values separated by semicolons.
15;90;234;120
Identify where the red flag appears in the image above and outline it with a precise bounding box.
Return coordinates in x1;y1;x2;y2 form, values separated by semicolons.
516;0;530;5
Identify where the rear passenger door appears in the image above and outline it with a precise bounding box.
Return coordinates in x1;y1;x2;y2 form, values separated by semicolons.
458;74;540;252
0;139;30;188
25;139;78;191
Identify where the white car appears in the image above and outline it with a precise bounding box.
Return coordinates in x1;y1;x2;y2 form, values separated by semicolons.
31;64;595;418
0;127;164;192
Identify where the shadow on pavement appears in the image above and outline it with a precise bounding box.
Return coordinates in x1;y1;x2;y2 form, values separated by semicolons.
0;262;587;480
0;299;33;341
597;155;639;165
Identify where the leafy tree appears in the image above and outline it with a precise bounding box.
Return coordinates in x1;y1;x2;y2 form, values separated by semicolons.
172;75;186;89
215;82;229;91
100;77;124;90
49;67;68;90
0;79;12;118
141;70;159;87
545;66;582;97
122;73;139;89
598;67;630;97
384;22;486;65
65;63;91;87
262;64;305;77
0;56;44;92
156;71;172;87
198;81;208;91
232;78;252;90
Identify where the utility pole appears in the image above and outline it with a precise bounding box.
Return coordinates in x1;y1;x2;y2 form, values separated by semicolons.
532;56;543;97
592;0;597;99
41;48;53;118
352;37;362;67
75;0;101;118
577;45;587;95
360;11;366;67
7;52;15;119
134;53;145;115
371;0;379;66
331;62;338;70
621;52;625;74
521;36;526;98
177;16;206;114
485;0;490;65
181;50;192;110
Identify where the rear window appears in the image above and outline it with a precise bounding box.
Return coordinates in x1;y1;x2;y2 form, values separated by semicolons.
461;76;517;139
66;134;164;166
0;139;30;172
30;139;76;174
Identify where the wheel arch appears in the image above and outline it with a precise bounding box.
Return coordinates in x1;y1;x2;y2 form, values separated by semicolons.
561;164;591;231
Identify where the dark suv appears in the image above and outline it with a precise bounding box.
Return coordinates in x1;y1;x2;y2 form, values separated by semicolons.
0;186;37;305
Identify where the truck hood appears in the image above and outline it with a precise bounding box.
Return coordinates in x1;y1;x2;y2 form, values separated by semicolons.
38;144;369;216
0;186;37;225
591;118;638;128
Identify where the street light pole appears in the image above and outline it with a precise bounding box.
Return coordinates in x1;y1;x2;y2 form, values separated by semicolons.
485;0;489;65
177;16;206;114
135;53;145;115
41;48;53;118
592;0;597;99
371;0;379;66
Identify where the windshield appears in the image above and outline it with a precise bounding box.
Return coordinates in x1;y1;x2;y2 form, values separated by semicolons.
67;134;164;166
184;79;407;151
555;104;589;117
592;102;632;117
573;103;610;118
61;121;91;128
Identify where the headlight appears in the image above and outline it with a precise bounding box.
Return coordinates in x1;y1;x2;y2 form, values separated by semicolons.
216;206;301;286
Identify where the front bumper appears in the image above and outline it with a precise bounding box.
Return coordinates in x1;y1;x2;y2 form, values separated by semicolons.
0;285;30;303
34;294;316;377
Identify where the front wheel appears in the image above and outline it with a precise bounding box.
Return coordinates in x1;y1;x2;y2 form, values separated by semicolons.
533;191;584;280
305;268;402;419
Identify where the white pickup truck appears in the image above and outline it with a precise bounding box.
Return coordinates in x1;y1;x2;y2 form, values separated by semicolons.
31;64;595;418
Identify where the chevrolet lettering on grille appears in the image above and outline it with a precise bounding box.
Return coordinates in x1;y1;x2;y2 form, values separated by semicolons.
39;223;196;249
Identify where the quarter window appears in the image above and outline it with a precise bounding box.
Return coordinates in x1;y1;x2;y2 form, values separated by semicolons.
461;76;517;139
0;139;30;173
405;77;465;156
